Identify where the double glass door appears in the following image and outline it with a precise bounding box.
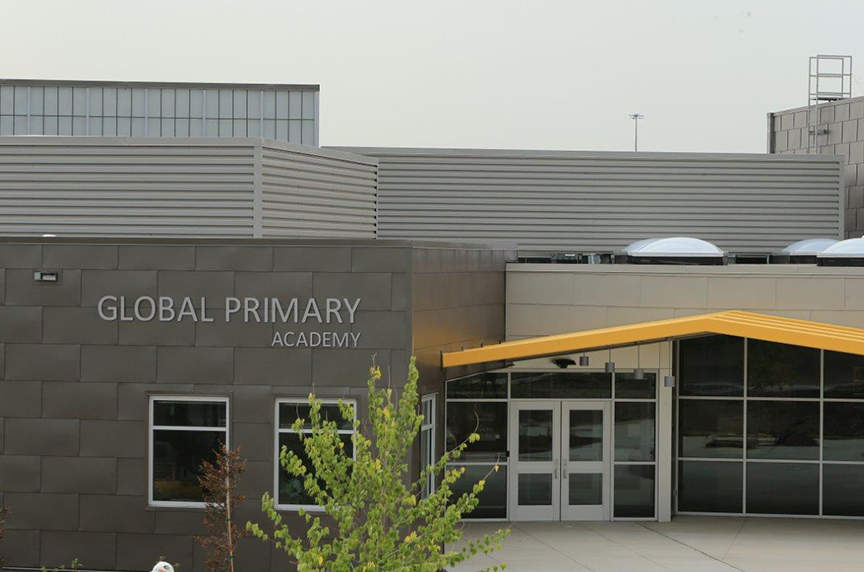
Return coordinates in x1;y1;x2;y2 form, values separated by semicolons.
509;401;611;521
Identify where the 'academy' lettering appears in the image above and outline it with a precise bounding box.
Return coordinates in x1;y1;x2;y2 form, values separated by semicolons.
271;331;362;348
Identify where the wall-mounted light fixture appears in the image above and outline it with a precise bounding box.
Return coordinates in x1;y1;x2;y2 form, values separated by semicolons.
552;358;576;369
634;345;644;379
664;375;676;388
33;270;60;283
579;354;590;366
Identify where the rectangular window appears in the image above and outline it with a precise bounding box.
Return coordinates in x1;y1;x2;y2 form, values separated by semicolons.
275;399;356;511
149;396;228;507
420;394;436;499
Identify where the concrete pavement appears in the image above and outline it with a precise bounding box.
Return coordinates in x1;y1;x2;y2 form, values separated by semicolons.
448;516;864;571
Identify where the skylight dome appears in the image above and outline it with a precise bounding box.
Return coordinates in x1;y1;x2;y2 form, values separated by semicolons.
779;238;838;256
819;238;864;257
622;237;724;258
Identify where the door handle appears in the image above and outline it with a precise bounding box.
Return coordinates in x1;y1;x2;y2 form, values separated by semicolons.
563;466;568;479
554;463;559;479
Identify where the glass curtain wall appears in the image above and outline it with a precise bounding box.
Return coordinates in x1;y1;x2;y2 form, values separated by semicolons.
0;84;317;143
445;369;658;520
677;335;864;517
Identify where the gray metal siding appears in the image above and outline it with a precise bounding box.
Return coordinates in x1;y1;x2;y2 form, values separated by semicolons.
0;138;257;237
0;138;378;240
260;143;377;239
337;148;844;255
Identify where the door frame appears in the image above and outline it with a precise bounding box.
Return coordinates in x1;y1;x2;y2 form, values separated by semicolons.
561;401;612;521
508;400;561;521
509;400;613;521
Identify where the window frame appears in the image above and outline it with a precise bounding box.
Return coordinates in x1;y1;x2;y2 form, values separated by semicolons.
274;397;357;512
420;393;437;498
148;395;229;509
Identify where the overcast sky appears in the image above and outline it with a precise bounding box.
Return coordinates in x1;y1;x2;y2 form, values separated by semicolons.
2;0;863;152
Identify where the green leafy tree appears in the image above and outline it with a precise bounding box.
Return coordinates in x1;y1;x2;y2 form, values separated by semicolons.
248;357;509;571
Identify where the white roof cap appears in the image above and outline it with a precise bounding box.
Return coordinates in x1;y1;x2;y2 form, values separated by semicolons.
817;238;864;258
622;237;724;258
779;238;839;256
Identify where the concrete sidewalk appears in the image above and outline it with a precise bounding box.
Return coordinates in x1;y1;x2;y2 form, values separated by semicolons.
448;516;864;571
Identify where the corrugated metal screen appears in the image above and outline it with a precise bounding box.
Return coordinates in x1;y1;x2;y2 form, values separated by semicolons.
0;138;257;237
260;143;377;238
0;138;378;239
336;148;844;255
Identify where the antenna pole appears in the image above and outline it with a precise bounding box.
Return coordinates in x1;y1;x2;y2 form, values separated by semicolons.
629;113;644;151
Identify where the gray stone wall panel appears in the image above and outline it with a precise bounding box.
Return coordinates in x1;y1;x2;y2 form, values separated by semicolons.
156;346;234;384
4;493;78;531
119;245;196;270
42;382;118;420
43;245;118;269
0;455;41;492
43;306;118;344
1;419;77;456
0;306;42;343
42;457;117;494
81;270;157;307
81;345;157;383
5;268;80;306
5;343;80;381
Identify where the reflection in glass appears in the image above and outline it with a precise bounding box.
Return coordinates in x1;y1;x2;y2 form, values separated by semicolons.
823;464;864;516
746;462;818;515
679;335;744;396
153;430;223;502
823;402;864;462
446;373;508;399
277;432;354;506
615;372;656;399
747;340;819;398
446;402;507;461
511;372;611;399
679;400;743;458
153;401;226;427
824;350;864;399
614;465;655;518
450;464;507;519
518;473;553;506
278;403;354;430
678;461;743;513
569;410;603;462
615;402;655;461
519;410;554;461
746;401;819;460
568;473;602;505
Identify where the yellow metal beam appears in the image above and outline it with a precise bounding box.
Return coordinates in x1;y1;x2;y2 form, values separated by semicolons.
441;310;864;368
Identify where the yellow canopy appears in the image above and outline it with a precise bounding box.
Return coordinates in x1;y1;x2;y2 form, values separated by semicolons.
442;310;864;368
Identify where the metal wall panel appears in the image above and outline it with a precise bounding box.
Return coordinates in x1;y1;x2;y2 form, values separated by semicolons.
0;138;257;237
260;142;377;239
337;148;844;255
0;138;378;240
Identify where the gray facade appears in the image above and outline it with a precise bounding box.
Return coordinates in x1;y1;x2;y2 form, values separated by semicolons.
0;80;320;146
337;147;845;256
0;138;377;239
768;96;864;238
0;237;510;571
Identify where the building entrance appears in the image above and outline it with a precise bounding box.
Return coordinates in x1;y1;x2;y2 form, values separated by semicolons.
509;401;611;521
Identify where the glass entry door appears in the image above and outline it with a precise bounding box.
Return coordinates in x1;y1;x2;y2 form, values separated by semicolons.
510;401;610;521
561;403;611;520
